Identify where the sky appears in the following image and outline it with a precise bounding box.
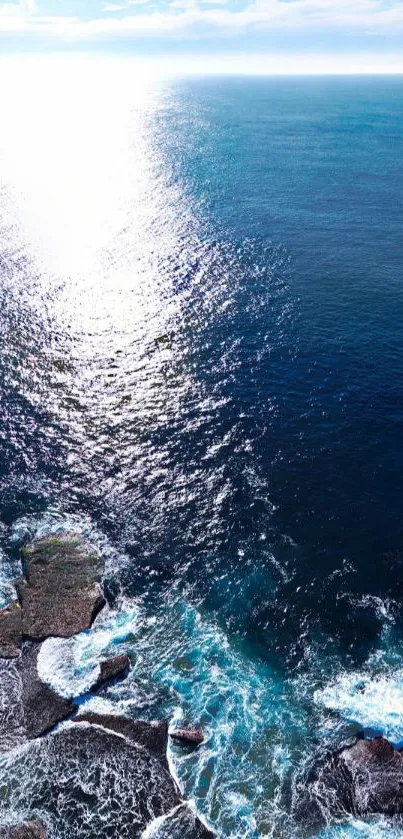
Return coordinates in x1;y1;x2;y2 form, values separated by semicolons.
0;0;402;71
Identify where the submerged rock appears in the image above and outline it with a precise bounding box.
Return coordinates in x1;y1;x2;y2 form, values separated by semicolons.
294;735;403;829
0;722;182;839
170;727;204;747
0;601;22;659
0;822;46;839
0;657;26;751
17;535;105;641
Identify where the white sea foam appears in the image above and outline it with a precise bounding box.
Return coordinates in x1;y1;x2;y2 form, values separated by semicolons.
35;589;293;837
140;805;184;839
118;596;296;838
141;801;215;839
37;603;141;699
318;817;403;838
315;669;403;742
0;546;19;608
9;509;130;577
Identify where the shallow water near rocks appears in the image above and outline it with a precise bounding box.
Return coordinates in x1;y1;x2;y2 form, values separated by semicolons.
1;60;403;838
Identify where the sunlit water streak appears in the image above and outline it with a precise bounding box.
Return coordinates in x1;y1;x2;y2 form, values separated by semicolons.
1;61;403;838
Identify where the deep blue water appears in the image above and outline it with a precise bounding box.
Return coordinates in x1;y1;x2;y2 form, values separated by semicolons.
1;67;403;837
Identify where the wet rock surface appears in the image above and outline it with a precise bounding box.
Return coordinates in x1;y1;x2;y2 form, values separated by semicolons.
0;645;133;749
343;737;403;815
0;602;22;659
19;643;77;738
0;723;182;839
170;727;204;747
0;822;47;839
75;713;169;760
90;654;130;692
17;536;105;641
0;643;77;749
294;736;403;829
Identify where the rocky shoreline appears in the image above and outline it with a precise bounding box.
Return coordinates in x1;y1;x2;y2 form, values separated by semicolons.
2;533;403;837
0;534;214;839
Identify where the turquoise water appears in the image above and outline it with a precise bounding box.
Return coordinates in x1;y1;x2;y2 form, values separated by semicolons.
1;64;403;836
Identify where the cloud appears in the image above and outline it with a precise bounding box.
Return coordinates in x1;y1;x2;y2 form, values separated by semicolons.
0;0;37;12
103;3;127;11
169;0;198;11
103;0;151;9
0;0;34;24
0;3;20;15
0;0;403;38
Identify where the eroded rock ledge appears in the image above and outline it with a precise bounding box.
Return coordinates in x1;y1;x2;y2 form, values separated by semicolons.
0;535;105;658
0;642;131;749
0;716;213;839
75;712;170;761
0;601;22;659
17;535;105;641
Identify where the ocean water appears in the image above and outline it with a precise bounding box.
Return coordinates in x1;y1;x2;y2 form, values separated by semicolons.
0;61;403;837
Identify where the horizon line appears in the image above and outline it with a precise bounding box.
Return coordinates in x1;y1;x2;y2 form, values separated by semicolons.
1;52;403;77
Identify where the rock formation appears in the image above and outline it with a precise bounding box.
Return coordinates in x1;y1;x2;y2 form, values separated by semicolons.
91;653;130;691
0;642;133;750
294;735;403;830
17;535;105;640
0;534;215;838
0;601;22;659
0;722;182;839
0;535;105;659
75;713;169;761
170;726;204;746
0;822;47;839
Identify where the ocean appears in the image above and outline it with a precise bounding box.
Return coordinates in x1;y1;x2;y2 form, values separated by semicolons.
0;61;403;837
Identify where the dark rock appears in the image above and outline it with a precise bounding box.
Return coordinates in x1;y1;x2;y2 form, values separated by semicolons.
0;722;182;839
294;736;403;830
0;643;77;749
170;727;204;746
0;601;22;658
90;653;130;692
75;713;168;760
342;736;403;815
145;804;216;838
17;535;105;640
0;646;133;752
0;822;46;839
20;643;77;738
0;657;26;751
